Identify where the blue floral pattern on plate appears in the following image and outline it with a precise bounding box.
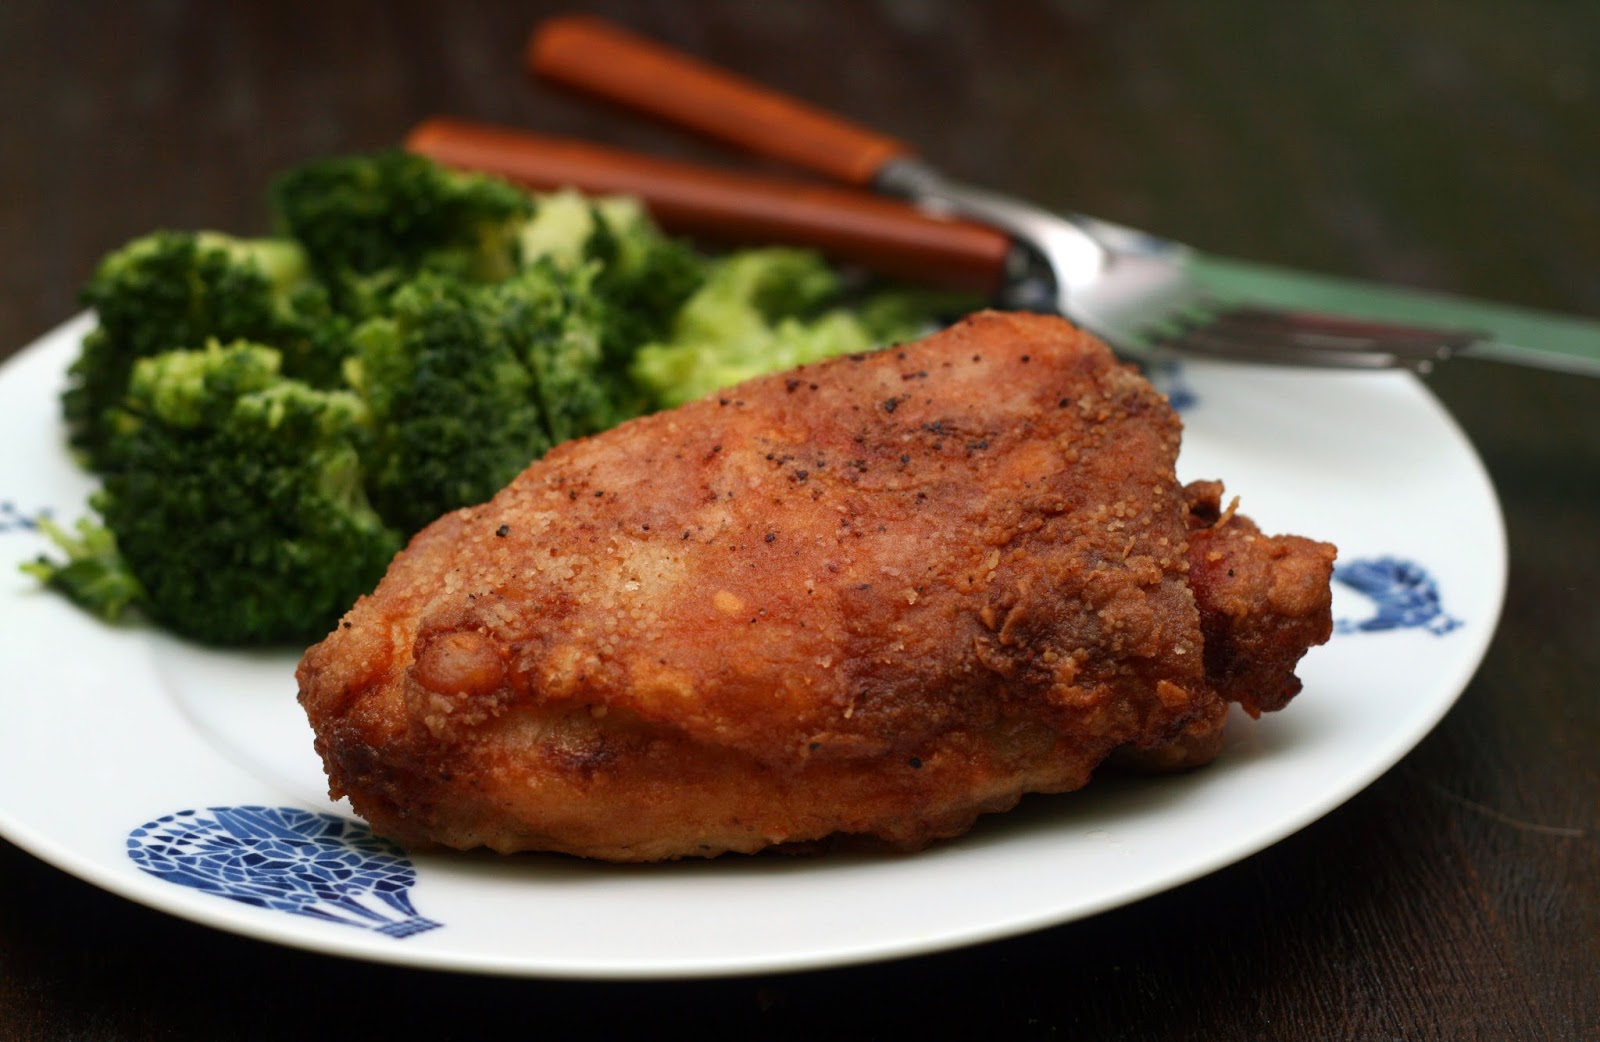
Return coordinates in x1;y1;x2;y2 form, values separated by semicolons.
1145;360;1198;411
126;806;440;938
1334;556;1463;635
0;501;46;534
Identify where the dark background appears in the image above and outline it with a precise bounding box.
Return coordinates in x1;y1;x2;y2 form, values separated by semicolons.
2;2;1596;1038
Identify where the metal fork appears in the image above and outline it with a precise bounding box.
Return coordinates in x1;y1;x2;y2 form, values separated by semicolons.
873;161;1476;371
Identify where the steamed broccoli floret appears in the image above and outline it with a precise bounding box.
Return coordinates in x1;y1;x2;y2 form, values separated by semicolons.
348;276;546;534
85;342;401;645
500;259;621;445
20;515;145;623
348;264;615;535
516;188;602;265
66;231;345;469
576;196;706;364
519;191;706;397
273;151;534;313
630;248;903;407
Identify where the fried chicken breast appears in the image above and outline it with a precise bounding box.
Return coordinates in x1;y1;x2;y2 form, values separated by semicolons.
297;311;1334;860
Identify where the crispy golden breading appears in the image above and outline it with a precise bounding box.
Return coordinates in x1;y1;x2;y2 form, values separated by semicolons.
1110;484;1337;773
1184;480;1337;717
297;311;1334;860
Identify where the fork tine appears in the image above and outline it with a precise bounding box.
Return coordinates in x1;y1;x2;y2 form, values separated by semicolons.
1208;307;1482;353
856;155;1489;373
1160;328;1437;370
1150;304;1481;371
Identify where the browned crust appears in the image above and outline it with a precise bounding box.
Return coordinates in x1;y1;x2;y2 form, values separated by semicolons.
297;312;1333;860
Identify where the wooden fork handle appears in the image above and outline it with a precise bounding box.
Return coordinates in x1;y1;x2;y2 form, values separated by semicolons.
527;14;913;187
407;118;1008;292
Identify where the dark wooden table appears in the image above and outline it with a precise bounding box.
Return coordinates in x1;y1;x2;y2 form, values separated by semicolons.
3;2;1596;1038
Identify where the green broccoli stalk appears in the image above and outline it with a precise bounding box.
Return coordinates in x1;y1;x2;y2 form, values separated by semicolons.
348;264;616;535
85;341;401;645
66;231;346;470
20;515;145;622
272;151;535;314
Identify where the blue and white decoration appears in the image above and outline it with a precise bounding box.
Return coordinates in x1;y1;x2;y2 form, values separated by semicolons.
1333;556;1462;636
0;501;45;534
127;806;440;938
1145;360;1198;412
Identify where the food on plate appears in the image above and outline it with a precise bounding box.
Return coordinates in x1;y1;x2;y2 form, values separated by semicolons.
57;342;402;645
64;230;344;470
345;269;612;536
17;516;143;623
297;311;1336;861
629;246;954;408
272;150;536;303
29;153;960;645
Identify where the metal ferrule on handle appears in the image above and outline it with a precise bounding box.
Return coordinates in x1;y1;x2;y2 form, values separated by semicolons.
875;159;1107;298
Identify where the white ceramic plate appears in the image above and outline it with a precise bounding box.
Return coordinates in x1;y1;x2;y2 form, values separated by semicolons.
0;316;1505;979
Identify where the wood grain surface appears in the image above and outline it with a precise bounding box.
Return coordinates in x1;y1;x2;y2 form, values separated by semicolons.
1;2;1596;1039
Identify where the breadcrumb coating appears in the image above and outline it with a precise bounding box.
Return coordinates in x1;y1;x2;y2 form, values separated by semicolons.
298;311;1334;860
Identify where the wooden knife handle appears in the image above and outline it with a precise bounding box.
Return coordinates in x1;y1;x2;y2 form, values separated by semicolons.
527;15;913;187
407;118;1009;293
